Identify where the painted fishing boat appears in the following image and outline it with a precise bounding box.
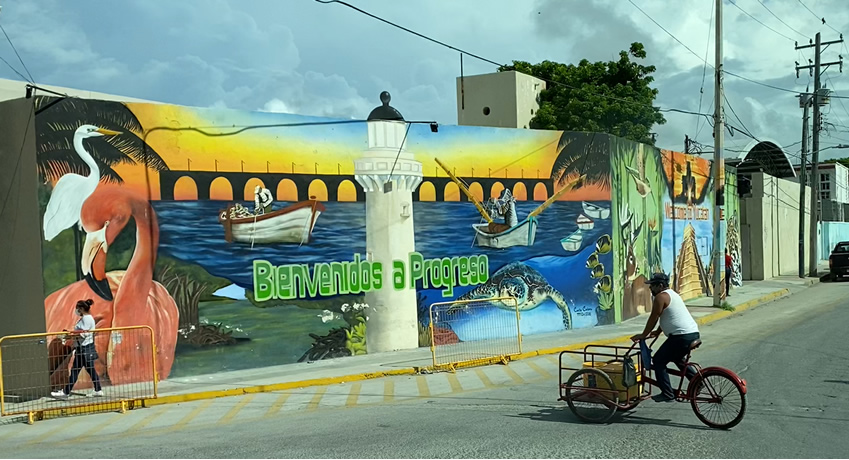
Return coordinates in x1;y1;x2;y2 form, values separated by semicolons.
582;201;610;220
577;213;595;230
218;200;325;245
472;217;538;249
560;230;582;252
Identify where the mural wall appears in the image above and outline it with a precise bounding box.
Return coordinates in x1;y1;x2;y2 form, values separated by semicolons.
611;137;738;320
34;96;617;384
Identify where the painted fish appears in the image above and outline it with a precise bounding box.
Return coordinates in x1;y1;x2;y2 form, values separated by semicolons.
591;264;605;279
593;275;612;294
586;252;600;269
596;234;612;254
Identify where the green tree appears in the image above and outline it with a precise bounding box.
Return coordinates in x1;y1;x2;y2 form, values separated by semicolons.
499;42;666;145
824;157;849;168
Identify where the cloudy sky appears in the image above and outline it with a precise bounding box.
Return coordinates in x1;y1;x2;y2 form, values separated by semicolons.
2;0;849;161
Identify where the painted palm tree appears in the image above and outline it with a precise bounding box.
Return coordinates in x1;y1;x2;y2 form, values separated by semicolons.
35;96;170;281
35;96;169;184
551;131;611;190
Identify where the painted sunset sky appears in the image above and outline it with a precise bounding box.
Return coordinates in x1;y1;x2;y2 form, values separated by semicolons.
114;102;609;202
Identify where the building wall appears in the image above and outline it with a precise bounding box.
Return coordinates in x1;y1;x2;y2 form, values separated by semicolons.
19;96;619;386
0;77;160;104
456;71;544;129
740;172;812;279
0;99;50;399
610;138;738;320
820;221;849;260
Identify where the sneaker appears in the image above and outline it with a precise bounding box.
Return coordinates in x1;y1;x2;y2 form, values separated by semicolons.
91;390;104;397
50;390;68;400
652;393;675;403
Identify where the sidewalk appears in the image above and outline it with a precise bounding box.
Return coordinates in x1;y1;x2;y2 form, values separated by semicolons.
145;272;824;407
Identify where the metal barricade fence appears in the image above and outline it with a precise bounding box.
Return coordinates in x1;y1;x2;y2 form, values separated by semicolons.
428;296;522;370
0;326;158;423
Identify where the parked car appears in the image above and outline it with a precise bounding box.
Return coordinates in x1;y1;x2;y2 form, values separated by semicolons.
828;241;849;281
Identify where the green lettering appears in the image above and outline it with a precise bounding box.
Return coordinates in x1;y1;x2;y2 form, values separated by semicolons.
478;255;489;283
348;255;361;294
276;264;294;300
318;263;334;296
331;262;348;295
371;262;383;291
304;263;322;297
359;256;371;292
253;260;274;302
458;256;470;286
292;265;309;298
392;260;405;289
409;252;424;289
429;259;442;288
441;258;454;297
469;256;479;285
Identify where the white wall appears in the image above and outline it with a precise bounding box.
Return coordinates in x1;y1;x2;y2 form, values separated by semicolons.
741;172;812;279
0;78;160;104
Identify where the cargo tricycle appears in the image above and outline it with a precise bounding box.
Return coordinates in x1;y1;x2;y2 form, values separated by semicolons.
558;336;747;429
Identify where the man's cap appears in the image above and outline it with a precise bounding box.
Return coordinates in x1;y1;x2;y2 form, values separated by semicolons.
645;273;670;285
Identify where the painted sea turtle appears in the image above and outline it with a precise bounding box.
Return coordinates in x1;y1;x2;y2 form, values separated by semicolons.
454;262;572;330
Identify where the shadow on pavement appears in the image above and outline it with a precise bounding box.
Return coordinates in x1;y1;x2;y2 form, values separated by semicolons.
507;405;711;431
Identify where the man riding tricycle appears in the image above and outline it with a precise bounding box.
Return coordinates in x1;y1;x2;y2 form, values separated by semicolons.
558;273;747;429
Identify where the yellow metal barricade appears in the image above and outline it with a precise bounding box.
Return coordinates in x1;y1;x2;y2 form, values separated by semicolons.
0;326;158;423
429;296;522;371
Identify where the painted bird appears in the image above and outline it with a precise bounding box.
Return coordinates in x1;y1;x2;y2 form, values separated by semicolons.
42;125;122;241
624;148;653;198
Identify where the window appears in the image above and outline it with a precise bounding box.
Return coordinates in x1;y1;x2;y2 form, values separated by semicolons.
821;190;831;200
821;181;831;191
821;173;829;182
835;243;849;253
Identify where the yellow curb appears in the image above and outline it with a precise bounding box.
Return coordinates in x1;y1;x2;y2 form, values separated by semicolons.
122;287;796;412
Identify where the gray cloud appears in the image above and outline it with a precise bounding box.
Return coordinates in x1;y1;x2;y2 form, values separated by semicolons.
3;0;849;159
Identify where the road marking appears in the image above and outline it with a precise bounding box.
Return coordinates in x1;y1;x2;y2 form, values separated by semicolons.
384;380;395;402
264;393;290;418
525;360;553;379
446;373;463;393
75;411;128;441
503;366;525;384
218;394;256;424
306;387;327;411
26;415;83;445
416;375;430;397
125;406;168;432
346;383;361;407
475;369;495;388
544;355;560;365
173;399;213;429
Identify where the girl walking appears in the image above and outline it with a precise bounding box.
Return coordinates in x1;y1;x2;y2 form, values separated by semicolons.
51;299;103;399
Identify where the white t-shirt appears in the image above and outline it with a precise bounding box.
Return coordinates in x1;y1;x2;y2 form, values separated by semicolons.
75;314;96;347
658;289;699;336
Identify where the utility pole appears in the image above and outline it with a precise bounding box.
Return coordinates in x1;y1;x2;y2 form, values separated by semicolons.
711;0;723;307
797;91;812;278
796;32;843;276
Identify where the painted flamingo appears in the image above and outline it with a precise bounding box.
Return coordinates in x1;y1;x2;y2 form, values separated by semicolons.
45;184;179;388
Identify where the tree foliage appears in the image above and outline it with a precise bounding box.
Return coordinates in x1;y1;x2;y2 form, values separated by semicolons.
499;42;666;145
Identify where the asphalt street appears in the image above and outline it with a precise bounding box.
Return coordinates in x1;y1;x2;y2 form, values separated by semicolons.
5;282;848;458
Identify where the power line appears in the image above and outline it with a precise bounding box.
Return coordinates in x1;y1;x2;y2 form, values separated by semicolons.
794;0;842;35
723;70;800;93
0;54;28;82
754;0;809;40
0;22;33;83
728;0;794;42
695;0;715;137
627;0;707;64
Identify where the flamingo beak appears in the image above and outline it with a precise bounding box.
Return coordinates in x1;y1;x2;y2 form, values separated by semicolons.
96;128;122;136
81;224;113;301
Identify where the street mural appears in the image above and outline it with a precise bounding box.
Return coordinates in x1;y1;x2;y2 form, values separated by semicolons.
34;96;615;382
610;137;738;321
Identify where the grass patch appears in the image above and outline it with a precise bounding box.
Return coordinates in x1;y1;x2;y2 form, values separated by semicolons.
720;301;735;311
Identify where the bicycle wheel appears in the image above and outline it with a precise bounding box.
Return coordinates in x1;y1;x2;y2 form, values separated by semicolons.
688;369;747;429
564;368;619;424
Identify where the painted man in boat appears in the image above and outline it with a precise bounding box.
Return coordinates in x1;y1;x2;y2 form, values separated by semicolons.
485;189;518;234
254;185;274;215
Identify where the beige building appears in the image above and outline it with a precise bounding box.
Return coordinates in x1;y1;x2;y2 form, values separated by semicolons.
0;77;159;104
456;70;545;129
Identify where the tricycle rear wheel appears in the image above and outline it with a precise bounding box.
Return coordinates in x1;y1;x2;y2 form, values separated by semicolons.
689;369;747;429
564;368;619;424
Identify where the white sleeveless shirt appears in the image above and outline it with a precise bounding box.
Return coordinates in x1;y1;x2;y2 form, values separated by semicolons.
658;289;699;336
